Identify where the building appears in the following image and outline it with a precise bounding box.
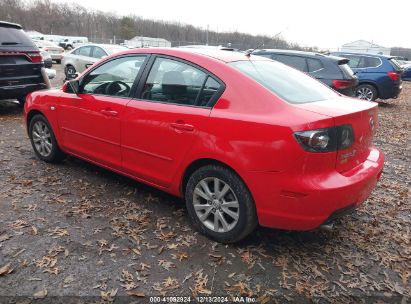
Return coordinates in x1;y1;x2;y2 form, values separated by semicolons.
123;36;171;48
340;40;391;55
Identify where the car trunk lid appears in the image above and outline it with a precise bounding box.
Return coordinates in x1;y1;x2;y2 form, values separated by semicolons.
296;97;378;173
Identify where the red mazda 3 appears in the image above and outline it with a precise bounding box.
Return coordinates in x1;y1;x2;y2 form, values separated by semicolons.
24;48;384;243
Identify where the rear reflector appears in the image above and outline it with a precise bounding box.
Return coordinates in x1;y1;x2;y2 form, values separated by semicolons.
332;79;354;90
387;71;400;81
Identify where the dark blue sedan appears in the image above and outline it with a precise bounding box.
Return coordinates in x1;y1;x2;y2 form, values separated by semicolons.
331;52;403;101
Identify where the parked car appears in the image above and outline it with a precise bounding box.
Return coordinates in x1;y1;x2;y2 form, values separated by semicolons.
401;65;411;81
331;52;403;101
25;48;384;243
40;49;52;68
252;49;358;97
0;21;47;105
34;40;64;63
62;44;127;78
179;45;236;51
58;37;88;50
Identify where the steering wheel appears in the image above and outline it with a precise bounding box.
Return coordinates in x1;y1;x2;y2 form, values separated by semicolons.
104;81;130;96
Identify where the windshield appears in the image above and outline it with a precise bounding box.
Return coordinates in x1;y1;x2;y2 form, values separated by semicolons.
230;60;338;104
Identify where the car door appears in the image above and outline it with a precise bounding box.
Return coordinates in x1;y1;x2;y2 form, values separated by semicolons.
122;56;223;187
57;55;148;170
76;45;95;73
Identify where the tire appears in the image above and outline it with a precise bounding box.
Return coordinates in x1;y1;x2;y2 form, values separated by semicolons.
185;165;257;243
355;84;378;101
66;45;73;50
65;65;76;78
29;114;66;163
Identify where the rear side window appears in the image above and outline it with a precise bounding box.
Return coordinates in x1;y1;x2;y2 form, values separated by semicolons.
274;55;307;72
307;58;323;73
230;60;337;104
92;47;106;59
141;57;221;107
0;27;35;47
364;56;381;68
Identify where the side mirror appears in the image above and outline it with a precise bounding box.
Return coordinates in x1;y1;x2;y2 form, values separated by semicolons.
85;63;93;69
64;79;79;94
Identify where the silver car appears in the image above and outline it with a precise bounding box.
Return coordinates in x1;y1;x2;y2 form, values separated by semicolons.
62;44;127;77
34;40;65;63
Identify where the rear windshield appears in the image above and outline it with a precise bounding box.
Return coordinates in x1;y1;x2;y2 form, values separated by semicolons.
389;58;403;71
339;63;355;78
0;27;35;47
230;60;337;104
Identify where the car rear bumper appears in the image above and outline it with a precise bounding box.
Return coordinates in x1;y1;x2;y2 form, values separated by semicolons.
379;82;402;99
246;147;384;231
0;83;47;99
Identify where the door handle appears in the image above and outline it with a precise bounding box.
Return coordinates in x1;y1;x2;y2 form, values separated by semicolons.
170;121;195;132
100;109;118;117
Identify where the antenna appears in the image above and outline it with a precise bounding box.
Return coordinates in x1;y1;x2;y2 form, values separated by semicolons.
245;26;290;57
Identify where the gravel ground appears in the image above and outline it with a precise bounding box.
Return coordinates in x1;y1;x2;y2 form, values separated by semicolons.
0;64;410;303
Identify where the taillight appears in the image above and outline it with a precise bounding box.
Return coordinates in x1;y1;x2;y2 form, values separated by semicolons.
332;80;354;90
387;72;400;81
44;48;49;52
27;52;43;63
294;125;354;153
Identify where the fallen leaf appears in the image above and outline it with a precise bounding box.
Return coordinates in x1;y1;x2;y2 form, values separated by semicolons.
127;291;145;297
33;289;47;299
0;263;13;276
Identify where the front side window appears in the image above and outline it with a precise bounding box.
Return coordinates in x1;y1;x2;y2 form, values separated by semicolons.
80;56;146;97
141;57;213;106
230;60;337;104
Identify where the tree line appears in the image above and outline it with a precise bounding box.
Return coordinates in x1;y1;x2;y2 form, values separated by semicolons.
0;0;319;50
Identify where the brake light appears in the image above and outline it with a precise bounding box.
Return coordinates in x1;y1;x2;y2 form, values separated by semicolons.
27;52;43;63
44;48;49;52
332;80;354;90
387;72;400;81
294;125;354;153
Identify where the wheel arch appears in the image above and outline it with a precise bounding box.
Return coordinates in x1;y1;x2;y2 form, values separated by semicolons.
181;158;251;199
26;109;45;133
357;81;380;98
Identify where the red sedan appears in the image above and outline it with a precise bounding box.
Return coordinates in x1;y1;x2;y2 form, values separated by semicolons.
24;48;384;243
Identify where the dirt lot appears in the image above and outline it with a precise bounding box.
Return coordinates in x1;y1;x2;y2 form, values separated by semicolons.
0;64;410;303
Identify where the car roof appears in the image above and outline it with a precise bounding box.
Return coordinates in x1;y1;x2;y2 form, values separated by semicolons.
0;21;22;29
253;48;327;58
120;47;261;63
331;51;394;59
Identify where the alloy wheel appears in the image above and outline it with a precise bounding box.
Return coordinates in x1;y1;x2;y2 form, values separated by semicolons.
356;87;374;101
193;177;240;233
32;121;53;157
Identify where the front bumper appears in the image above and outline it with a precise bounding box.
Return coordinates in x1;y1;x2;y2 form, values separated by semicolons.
246;147;384;231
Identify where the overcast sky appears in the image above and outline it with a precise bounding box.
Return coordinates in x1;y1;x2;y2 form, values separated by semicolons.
53;0;411;49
